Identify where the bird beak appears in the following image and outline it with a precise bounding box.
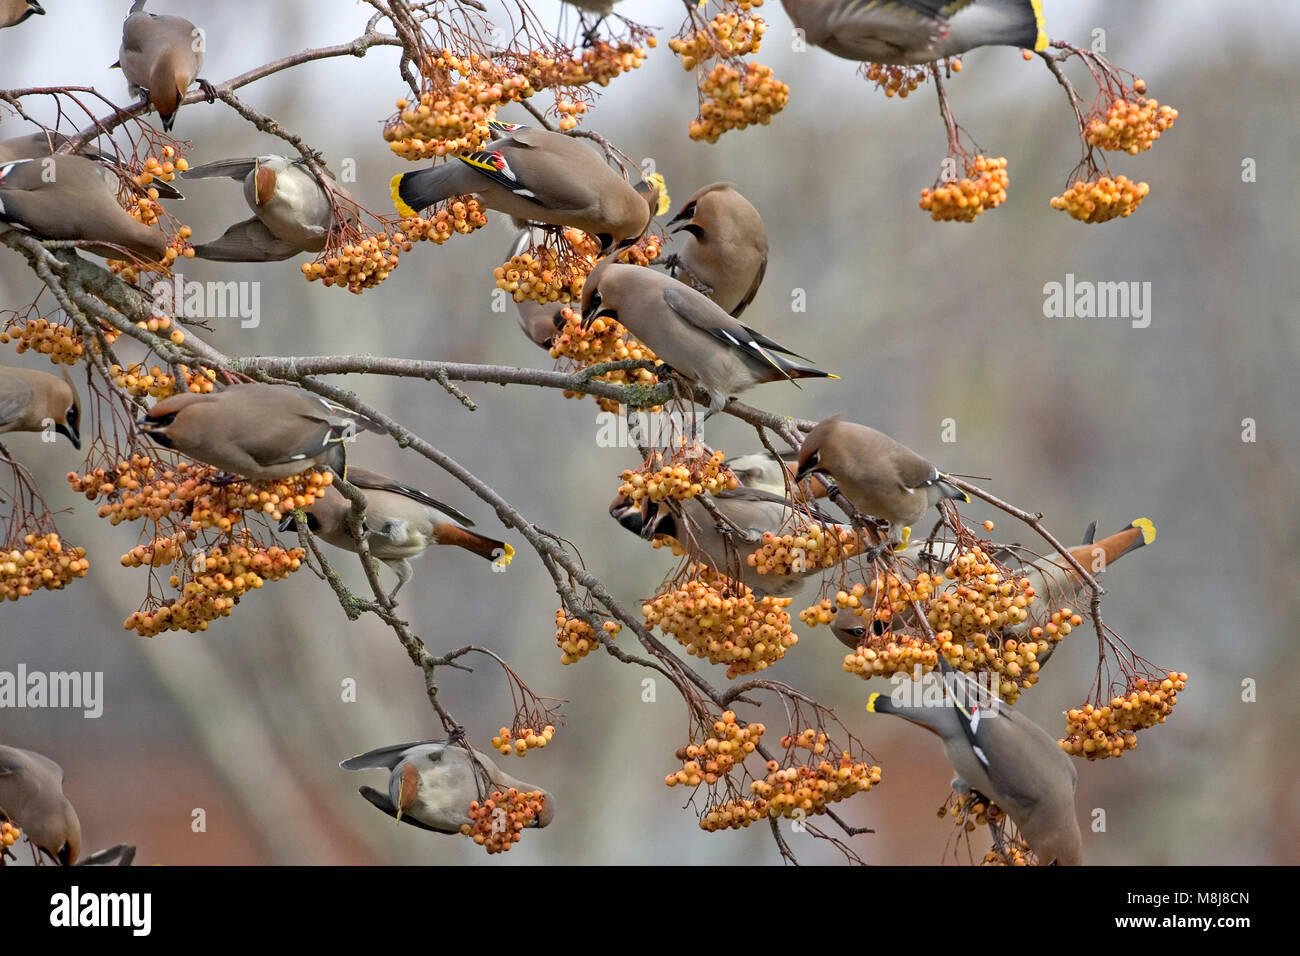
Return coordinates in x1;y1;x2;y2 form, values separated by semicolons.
54;423;80;450
29;1;45;14
580;307;615;332
793;461;817;485
277;514;296;533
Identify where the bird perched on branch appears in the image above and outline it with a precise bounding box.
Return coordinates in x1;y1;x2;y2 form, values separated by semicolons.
1004;518;1156;634
0;0;43;29
582;261;837;421
340;741;554;834
182;155;359;262
140;383;378;481
666;183;767;318
0;130;184;201
391;121;652;255
281;466;513;603
610;486;846;597
114;1;208;132
0;154;167;260
867;662;1082;865
0;745;82;865
781;0;1048;65
0;365;80;448
795;415;967;550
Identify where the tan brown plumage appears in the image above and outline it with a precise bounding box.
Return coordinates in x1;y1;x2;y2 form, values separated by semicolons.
668;183;768;317
117;4;204;131
0;365;80;448
0;154;167;260
140;383;369;481
0;0;43;28
0;745;82;865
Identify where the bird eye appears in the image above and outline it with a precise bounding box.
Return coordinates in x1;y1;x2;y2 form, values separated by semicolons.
849;626;866;637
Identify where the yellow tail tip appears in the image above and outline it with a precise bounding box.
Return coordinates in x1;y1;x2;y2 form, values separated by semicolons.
390;174;417;219
866;692;881;713
1131;517;1156;545
493;542;516;568
1031;0;1049;50
896;526;911;550
826;373;841;380
645;172;671;216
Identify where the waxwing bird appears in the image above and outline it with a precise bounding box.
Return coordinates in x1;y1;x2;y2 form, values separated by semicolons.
726;450;829;499
795;416;967;549
0;130;184;201
0;154;167;260
340;741;554;834
280;466;514;602
780;0;1048;66
609;486;844;597
0;365;80;448
867;663;1082;865
666;183;767;318
830;607;868;649
581;260;837;420
139;383;376;481
1005;518;1156;635
391;121;651;254
0;745;82;865
183;155;360;262
0;0;43;28
115;2;206;132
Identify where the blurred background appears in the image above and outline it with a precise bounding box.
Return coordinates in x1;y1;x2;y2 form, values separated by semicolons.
1;0;1296;865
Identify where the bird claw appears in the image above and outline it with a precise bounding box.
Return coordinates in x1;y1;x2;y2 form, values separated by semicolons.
197;78;217;103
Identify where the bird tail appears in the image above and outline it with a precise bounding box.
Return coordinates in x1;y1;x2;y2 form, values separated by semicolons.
778;360;839;384
975;0;1049;52
433;522;514;568
934;474;970;504
390;165;471;218
1066;517;1155;569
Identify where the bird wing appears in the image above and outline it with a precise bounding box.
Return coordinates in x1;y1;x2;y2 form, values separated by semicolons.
339;740;444;772
181;157;258;182
730;251;767;319
823;0;947;55
191;217;303;262
661;286;805;379
356;786;451;833
0;376;36;429
457;149;547;207
715;486;838;525
345;467;475;526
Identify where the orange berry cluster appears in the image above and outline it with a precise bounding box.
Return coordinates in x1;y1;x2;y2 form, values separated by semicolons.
665;711;765;789
642;565;796;677
615;232;662;269
119;531;189;569
520;40;654;92
550;306;660;413
301;231;401;294
554;608;621;664
69;458;334;532
919;155;1009;222
746;523;858;577
125;541;303;636
983;836;1034;866
397;196;489;245
133;147;187;190
800;582;937;679
494;248;587;305
0;532;89;601
671;14;766;69
460;789;547;854
491;725;556;758
752;750;882;820
1060;671;1187;760
862;59;962;98
689;62;789;143
0;820;19;848
619;449;737;503
1051;175;1149;223
0;317;86;365
384;51;532;160
108;363;214;399
1086;95;1177;154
